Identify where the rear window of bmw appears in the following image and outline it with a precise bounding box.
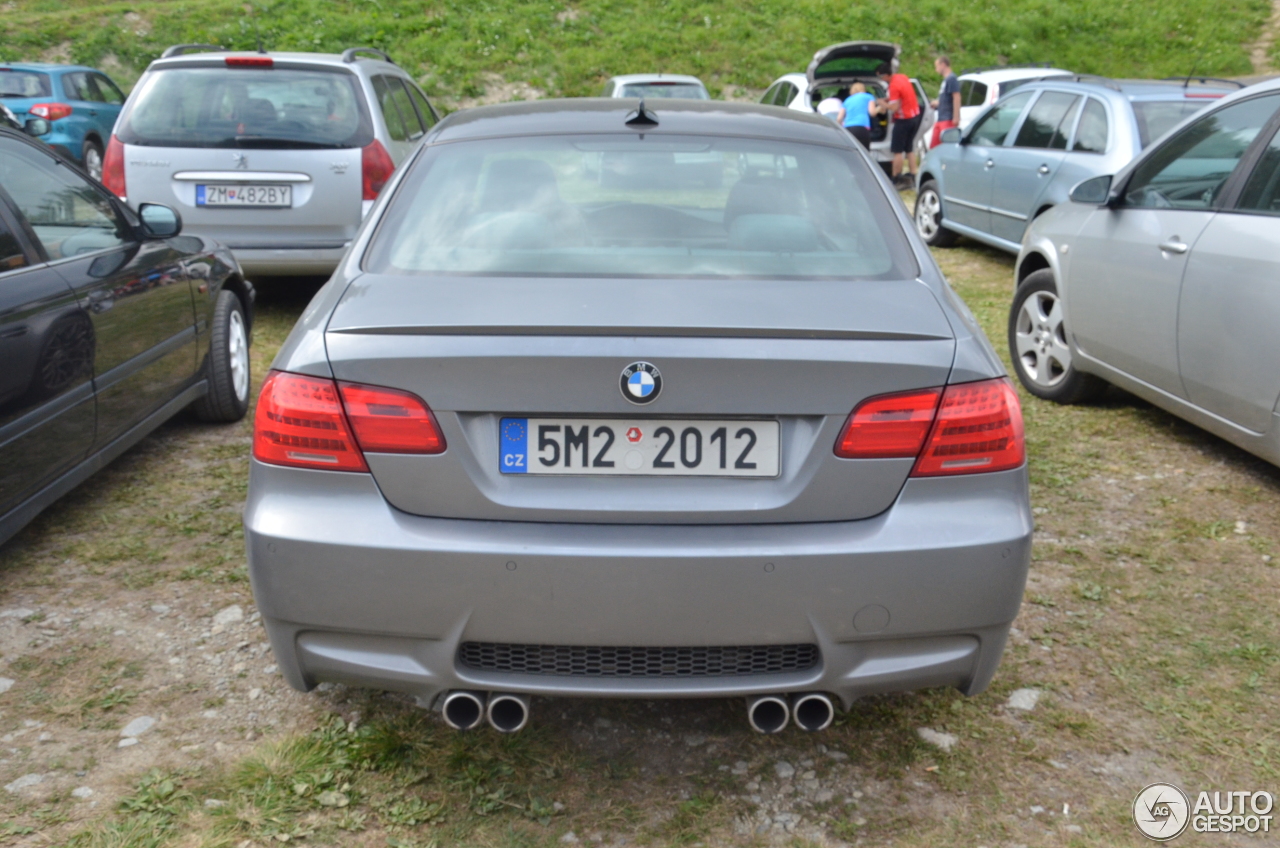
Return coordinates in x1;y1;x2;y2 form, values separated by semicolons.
364;134;918;280
117;66;373;149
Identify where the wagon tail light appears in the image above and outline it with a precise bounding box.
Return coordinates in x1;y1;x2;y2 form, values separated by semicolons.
834;377;1024;476
29;102;72;121
252;371;445;472
362;139;395;200
225;56;274;68
102;134;126;199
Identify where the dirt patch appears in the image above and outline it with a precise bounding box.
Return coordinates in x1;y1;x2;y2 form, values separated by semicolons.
1248;0;1280;73
454;72;546;109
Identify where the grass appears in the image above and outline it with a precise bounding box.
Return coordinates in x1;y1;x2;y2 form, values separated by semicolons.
0;0;1272;101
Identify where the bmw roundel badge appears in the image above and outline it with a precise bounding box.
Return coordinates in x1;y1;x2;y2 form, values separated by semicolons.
620;361;662;404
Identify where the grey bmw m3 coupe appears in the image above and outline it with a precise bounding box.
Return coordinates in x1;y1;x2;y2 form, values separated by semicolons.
245;99;1032;734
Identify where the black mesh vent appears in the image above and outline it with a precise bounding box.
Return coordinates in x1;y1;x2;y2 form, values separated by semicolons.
458;642;819;677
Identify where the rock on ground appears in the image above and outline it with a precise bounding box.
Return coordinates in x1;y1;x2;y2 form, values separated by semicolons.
917;727;959;752
120;716;156;737
212;604;244;627
1006;688;1042;711
4;773;43;794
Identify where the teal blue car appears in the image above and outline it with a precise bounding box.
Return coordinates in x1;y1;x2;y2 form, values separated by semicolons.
0;63;126;180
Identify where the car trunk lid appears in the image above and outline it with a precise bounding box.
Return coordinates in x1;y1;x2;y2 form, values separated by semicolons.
806;41;901;89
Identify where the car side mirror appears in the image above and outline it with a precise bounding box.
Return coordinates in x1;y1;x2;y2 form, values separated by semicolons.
24;117;50;137
940;127;962;144
1069;175;1113;205
138;203;183;238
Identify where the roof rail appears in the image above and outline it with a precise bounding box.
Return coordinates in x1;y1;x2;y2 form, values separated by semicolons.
1162;75;1247;89
160;44;228;59
959;61;1054;74
1059;74;1123;92
341;47;394;65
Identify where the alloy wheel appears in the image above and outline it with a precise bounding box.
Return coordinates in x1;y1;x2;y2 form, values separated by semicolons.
916;189;941;240
84;146;103;181
228;310;249;402
1014;289;1071;387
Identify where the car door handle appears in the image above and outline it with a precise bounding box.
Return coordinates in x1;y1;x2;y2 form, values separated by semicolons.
1158;239;1189;254
1037;165;1051;175
984;159;995;170
89;109;98;116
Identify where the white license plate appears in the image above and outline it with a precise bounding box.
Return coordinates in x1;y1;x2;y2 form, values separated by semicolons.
500;418;779;477
196;184;292;207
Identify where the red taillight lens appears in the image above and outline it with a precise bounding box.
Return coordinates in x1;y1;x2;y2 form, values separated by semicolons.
226;56;274;68
834;388;942;458
30;102;72;121
252;371;368;472
102;134;126;197
361;139;395;200
337;382;446;454
911;378;1025;477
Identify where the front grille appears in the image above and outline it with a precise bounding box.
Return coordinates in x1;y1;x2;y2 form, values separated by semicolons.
458;642;820;678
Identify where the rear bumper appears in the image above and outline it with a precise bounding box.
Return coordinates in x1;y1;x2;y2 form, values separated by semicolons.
229;244;349;276
244;461;1032;709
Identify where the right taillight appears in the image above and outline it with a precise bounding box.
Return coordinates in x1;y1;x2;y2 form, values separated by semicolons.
911;378;1024;477
102;134;126;198
834;377;1025;476
252;370;447;472
361;139;395;200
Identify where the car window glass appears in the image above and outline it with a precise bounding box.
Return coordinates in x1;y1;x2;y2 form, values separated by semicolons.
389;78;425;138
1072;98;1109;153
365;134;917;281
968;91;1033;146
91;74;125;105
406;83;437;130
373;75;411;141
0;208;28;273
1132;100;1214;148
120;67;369;149
1124;94;1280;209
62;72;91;101
1236;123;1280;215
0;137;129;260
618;82;709;100
0;71;51;98
960;80;988;107
779;83;798;107
760;83;781;105
1014;92;1081;149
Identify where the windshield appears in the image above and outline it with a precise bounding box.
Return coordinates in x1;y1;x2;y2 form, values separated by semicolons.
0;71;51;98
618;83;709;99
365;134;915;280
117;67;372;148
1133;100;1214;147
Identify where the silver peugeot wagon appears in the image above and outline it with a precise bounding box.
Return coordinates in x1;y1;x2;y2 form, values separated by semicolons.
245;99;1032;734
102;46;439;276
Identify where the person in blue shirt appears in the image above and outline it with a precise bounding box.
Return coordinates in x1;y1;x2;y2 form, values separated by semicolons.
842;83;880;150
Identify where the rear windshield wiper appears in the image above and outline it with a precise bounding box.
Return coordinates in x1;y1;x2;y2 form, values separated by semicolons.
229;136;345;149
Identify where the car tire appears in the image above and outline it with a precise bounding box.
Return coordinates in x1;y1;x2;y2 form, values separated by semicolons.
194;290;251;423
914;180;959;247
1008;270;1106;404
82;139;104;182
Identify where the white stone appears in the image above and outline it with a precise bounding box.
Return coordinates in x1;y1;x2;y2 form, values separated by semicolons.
0;608;34;619
1030;805;1045;814
917;727;959;752
118;737;139;748
262;665;278;675
1006;688;1042;711
552;801;566;812
71;786;94;799
248;688;262;701
0;678;13;694
1065;824;1083;834
4;773;43;793
202;710;219;719
816;789;834;803
204;799;227;808
801;770;815;780
684;734;706;747
825;750;849;761
212;605;244;627
37;732;53;743
593;718;612;729
774;760;795;779
559;832;579;844
151;604;170;614
120;716;156;737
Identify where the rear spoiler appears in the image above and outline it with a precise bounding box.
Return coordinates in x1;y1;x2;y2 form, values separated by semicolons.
161;44;228;58
341;47;395;65
1162;76;1246;89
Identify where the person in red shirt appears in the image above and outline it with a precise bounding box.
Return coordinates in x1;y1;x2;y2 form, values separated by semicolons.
875;62;921;189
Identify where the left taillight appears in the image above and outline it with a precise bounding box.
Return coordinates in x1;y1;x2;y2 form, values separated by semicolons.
361;139;395;200
833;377;1025;476
102;135;126;198
29;102;72;121
252;370;445;472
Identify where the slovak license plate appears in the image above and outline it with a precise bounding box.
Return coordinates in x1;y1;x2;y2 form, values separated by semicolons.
196;184;292;207
499;418;779;477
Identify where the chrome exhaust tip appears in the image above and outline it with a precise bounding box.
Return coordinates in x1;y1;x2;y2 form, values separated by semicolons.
441;690;486;731
747;695;790;734
486;692;530;733
791;692;835;732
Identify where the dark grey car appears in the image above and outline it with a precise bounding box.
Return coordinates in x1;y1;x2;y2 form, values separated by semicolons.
244;100;1031;734
1013;78;1280;465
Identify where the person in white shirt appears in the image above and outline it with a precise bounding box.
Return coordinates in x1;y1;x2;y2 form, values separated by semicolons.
816;86;849;124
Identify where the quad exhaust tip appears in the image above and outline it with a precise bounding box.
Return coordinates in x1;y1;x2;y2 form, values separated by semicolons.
747;695;790;734
441;690;486;731
791;692;835;732
486;692;531;733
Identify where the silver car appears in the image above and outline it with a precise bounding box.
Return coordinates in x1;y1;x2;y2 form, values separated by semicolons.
245;99;1031;734
102;46;439;276
601;74;710;100
917;76;1242;254
1012;78;1280;464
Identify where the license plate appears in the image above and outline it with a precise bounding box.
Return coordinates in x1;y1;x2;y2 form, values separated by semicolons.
196;184;292;207
500;418;779;477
